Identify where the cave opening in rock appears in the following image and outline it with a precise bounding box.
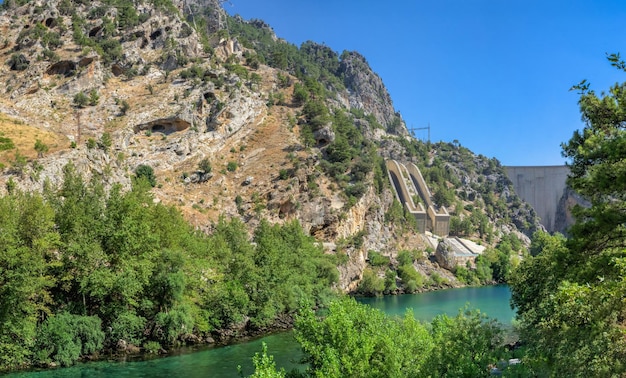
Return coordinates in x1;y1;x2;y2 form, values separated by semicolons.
150;29;162;40
89;26;102;38
46;60;77;77
151;124;166;133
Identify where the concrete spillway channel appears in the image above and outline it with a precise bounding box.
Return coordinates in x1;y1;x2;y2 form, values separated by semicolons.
385;160;450;237
386;160;428;233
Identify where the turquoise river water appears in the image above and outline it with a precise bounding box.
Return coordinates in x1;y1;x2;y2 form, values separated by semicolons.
5;285;515;378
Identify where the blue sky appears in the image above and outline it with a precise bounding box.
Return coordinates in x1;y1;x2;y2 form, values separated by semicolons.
225;0;626;166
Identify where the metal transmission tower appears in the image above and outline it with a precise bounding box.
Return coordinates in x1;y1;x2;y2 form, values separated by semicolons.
409;123;431;143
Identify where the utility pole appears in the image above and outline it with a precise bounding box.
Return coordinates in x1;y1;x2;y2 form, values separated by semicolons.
409;123;430;143
75;109;81;144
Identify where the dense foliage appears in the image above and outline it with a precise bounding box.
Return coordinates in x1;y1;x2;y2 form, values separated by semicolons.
509;56;626;376
246;297;510;377
0;164;338;370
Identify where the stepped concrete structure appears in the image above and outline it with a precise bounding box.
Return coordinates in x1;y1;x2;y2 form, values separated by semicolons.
405;162;450;236
386;160;449;236
505;166;569;233
386;160;428;233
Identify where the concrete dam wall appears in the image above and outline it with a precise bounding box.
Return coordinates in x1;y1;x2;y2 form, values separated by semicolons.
505;166;570;233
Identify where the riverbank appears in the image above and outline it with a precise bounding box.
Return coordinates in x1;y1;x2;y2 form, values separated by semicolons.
4;286;517;377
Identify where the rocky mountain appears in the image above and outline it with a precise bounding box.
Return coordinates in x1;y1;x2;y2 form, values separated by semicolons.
0;0;541;292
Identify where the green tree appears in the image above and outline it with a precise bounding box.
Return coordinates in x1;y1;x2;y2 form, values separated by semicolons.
302;99;330;130
510;54;626;376
98;132;112;152
246;343;285;378
292;82;309;105
295;298;433;377
0;192;57;369
198;158;212;174
11;150;27;176
34;139;49;158
135;164;156;187
357;268;384;296
120;99;130;115
88;89;99;106
7;53;29;71
73;92;88;108
423;309;504;377
35;312;105;367
384;269;397;292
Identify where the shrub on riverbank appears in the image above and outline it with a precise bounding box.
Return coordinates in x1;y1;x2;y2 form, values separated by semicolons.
289;298;508;377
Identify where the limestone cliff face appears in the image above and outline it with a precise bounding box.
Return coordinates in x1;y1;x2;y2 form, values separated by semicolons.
178;0;225;34
339;51;404;132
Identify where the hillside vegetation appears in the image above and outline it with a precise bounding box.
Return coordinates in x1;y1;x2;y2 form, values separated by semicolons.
0;0;553;372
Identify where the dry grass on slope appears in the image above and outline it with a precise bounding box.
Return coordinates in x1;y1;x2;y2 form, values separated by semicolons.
155;102;304;229
0;112;68;166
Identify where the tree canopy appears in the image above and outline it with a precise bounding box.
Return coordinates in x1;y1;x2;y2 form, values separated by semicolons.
510;54;626;376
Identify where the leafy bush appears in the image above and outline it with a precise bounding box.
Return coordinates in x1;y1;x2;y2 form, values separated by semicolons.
225;63;249;80
8;53;30;71
120;99;130;115
278;168;289;180
73;92;88;108
384;269;397;292
135;164;157;187
154;304;194;345
345;182;367;199
0;136;15;151
98;132;112;151
398;264;425;290
430;272;447;286
198;158;212;173
357;268;384;296
397;250;414;266
249;342;285;378
34;139;48;157
108;312;146;346
88;89;99;106
454;265;478;285
42;31;63;49
367;251;390;267
143;341;161;354
36;313;105;367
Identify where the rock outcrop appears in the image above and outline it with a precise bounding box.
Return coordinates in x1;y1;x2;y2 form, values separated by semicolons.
435;239;457;271
339;51;403;132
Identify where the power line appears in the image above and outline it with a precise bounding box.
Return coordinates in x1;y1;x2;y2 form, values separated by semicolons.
409;123;430;143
